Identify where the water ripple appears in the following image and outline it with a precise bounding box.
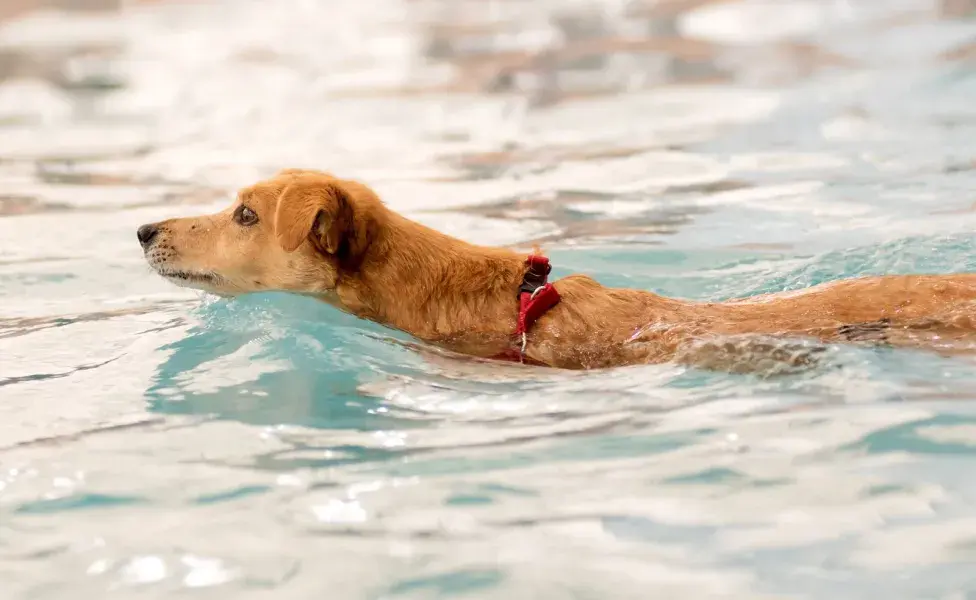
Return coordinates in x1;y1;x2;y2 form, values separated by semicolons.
3;0;976;598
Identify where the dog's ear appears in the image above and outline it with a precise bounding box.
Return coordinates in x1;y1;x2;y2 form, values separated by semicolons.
274;176;352;254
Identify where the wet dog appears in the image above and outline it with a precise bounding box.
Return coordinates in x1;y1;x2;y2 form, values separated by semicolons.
138;169;976;372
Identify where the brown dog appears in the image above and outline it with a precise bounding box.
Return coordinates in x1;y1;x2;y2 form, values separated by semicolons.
137;169;976;372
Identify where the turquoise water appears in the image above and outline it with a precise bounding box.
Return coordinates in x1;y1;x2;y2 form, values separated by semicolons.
3;0;976;597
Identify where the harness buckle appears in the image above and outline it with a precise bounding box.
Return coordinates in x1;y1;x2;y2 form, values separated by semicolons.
518;268;548;296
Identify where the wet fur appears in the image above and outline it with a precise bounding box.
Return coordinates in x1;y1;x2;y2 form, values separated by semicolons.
140;169;976;372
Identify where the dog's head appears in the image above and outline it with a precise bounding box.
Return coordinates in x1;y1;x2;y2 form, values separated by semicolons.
138;169;381;296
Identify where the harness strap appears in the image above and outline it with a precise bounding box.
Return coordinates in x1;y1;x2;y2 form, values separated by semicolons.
495;255;561;363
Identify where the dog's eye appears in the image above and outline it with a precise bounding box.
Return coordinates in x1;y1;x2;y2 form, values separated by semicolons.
234;205;259;226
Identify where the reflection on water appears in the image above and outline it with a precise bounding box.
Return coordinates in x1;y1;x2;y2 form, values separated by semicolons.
2;0;976;597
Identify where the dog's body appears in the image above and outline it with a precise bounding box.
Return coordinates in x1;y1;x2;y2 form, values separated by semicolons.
138;170;976;372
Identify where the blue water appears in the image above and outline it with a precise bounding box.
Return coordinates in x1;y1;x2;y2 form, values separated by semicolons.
3;0;976;598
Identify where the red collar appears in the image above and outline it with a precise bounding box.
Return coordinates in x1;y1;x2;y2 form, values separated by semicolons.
494;255;561;363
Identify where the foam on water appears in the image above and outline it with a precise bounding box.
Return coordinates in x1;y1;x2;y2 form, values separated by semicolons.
2;0;976;598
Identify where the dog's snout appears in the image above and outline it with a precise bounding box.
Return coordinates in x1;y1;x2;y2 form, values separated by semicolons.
137;224;159;249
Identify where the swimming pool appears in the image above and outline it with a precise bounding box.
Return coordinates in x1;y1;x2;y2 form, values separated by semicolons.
3;0;976;597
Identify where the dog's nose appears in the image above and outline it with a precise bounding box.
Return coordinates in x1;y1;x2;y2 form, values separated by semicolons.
137;224;159;249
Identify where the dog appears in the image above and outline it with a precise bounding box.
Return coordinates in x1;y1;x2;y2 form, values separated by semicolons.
138;168;976;372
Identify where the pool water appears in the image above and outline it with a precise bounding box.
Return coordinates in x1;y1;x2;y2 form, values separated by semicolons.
3;0;976;597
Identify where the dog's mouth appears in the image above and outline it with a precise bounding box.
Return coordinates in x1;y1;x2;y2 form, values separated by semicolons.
155;268;222;287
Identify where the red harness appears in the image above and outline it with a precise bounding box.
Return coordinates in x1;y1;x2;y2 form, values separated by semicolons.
494;255;561;363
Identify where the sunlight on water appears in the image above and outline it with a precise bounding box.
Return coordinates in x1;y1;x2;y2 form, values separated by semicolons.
2;0;976;598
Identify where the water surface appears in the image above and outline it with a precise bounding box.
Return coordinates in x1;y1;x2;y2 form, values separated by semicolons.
2;0;976;597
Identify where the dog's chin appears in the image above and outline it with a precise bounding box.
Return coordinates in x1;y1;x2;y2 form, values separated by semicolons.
154;267;227;294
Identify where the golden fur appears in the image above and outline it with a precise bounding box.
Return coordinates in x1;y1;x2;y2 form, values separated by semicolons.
139;169;976;372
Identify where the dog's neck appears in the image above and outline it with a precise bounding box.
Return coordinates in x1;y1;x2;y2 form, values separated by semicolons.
328;206;527;352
